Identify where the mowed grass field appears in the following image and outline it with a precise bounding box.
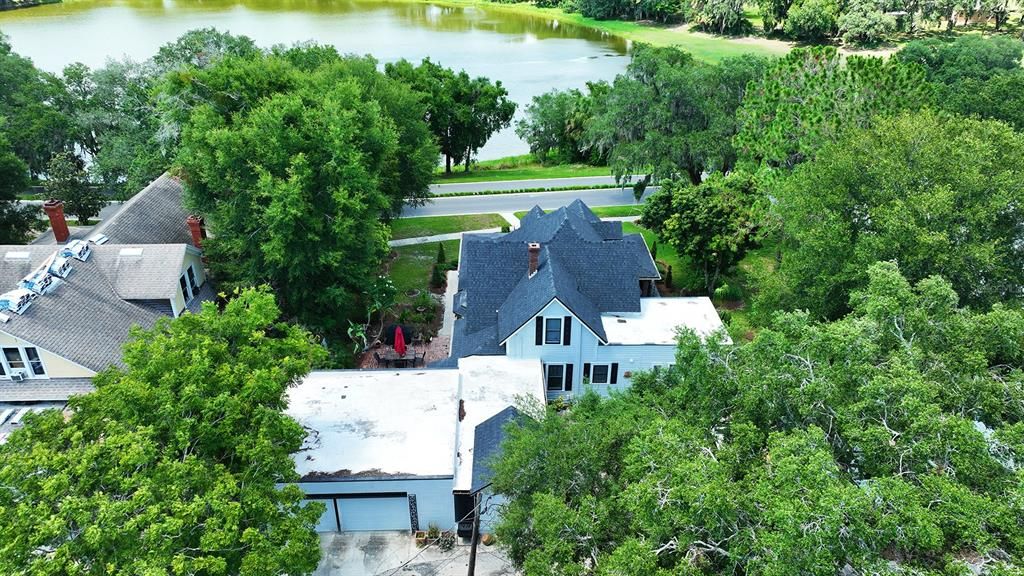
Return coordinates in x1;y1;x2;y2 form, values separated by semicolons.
389;214;507;239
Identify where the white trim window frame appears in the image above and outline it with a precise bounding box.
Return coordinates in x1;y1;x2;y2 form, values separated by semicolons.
589;363;612;385
179;266;196;305
545;363;566;391
544;317;562;345
0;346;47;379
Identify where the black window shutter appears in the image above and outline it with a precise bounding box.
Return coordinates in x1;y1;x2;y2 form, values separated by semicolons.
583;363;591;380
611;363;619;384
565;364;574;391
535;317;543;345
563;316;572;346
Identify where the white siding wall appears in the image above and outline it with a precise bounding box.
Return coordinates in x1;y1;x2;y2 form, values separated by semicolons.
504;299;677;398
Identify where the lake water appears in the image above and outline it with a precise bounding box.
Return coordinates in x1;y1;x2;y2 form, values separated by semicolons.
0;0;631;158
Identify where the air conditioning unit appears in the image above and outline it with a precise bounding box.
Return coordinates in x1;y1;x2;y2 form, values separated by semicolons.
10;372;26;382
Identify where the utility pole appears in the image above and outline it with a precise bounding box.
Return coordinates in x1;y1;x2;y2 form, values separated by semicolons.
466;492;482;576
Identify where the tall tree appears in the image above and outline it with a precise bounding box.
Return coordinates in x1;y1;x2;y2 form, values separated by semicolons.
588;46;768;185
641;171;762;295
174;49;430;337
0;122;39;243
735;46;931;170
516;82;609;165
385;58;515;174
0;288;326;574
43;151;105;225
494;262;1024;575
765;110;1024;320
0;33;71;176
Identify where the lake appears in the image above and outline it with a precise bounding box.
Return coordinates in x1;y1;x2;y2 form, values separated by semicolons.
0;0;631;159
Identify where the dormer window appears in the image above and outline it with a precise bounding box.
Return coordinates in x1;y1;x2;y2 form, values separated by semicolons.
179;264;201;306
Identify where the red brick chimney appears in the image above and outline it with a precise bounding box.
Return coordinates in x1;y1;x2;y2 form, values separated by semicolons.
43;199;70;243
186;215;207;249
528;242;540;277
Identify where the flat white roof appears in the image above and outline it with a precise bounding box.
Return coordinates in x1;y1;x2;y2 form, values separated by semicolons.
453;356;545;492
288;369;461;480
601;297;729;345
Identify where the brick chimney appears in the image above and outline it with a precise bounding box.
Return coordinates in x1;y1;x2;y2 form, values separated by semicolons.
528;242;540;277
186;215;207;249
43;199;70;243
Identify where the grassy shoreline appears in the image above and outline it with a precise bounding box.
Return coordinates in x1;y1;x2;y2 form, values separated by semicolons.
415;0;791;61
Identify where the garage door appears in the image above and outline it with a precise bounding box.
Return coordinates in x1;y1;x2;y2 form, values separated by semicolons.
338;496;410;531
303;499;339;532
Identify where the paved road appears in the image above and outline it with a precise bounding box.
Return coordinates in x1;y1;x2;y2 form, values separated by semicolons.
404;187;655;217
430;175;618;195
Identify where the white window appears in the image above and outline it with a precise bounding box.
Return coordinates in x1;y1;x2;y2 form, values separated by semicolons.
590;363;612;384
0;346;45;379
544;317;562;344
180;264;201;304
546;364;565;391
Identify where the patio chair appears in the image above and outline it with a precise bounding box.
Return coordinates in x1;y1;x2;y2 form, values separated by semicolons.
374;352;389;368
414;350;427;367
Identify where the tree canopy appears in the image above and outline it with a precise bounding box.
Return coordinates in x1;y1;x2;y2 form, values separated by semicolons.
0;122;38;243
384;57;515;174
493;262;1024;575
0;288;326;574
641;171;763;294
587;46;768;185
735;46;931;170
174;46;436;338
764;109;1024;320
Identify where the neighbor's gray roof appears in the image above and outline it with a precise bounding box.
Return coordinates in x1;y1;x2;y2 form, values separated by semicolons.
471;406;521;493
444;200;659;361
0;243;205;372
91;173;193;245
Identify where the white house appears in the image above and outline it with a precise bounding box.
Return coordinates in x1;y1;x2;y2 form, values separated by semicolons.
442;200;728;399
0;174;212;405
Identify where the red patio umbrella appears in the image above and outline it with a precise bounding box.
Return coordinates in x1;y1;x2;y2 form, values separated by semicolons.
394;325;407;357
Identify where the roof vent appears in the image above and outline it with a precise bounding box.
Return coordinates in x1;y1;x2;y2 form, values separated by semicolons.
4;251;30;260
0;288;36;315
61;239;91;262
88;233;109;245
118;248;143;257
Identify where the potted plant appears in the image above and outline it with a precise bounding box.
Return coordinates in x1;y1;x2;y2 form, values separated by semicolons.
414;530;428;547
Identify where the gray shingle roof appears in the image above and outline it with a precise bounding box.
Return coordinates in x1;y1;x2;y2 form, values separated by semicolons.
0;243;206;372
91;173;193;245
444;200;659;361
471;406;521;493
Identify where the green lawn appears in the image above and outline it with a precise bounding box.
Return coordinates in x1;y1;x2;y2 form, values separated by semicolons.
435;154;610;184
388;240;461;306
390;214;507;240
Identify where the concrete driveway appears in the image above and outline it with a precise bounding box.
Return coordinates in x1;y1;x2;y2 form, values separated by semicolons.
315;532;515;576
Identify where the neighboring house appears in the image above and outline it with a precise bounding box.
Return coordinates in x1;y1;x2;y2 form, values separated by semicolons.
445;200;728;398
287;356;544;535
0;173;212;406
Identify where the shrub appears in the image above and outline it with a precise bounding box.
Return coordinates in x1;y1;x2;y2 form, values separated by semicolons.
784;0;838;40
838;0;896;45
430;264;444;289
436;242;446;264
